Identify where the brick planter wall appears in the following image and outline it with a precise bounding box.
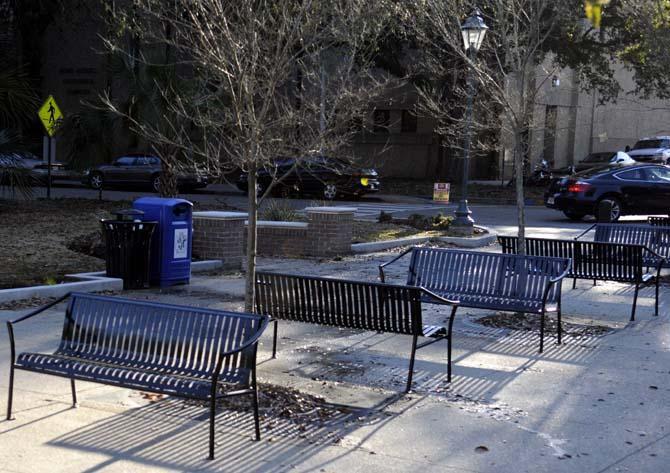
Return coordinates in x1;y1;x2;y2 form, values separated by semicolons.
304;207;354;256
252;221;309;257
192;211;247;270
193;207;355;263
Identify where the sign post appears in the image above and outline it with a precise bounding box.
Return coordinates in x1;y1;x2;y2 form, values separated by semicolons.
433;182;450;203
37;95;63;199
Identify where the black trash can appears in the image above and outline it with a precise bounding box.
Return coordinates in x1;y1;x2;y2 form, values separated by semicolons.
101;209;157;289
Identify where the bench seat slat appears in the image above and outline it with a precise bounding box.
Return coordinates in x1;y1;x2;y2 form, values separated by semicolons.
14;352;247;399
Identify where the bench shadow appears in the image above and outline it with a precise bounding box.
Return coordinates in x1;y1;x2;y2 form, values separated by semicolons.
48;395;402;473
274;317;608;405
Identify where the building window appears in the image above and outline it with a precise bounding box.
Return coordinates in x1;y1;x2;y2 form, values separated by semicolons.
373;109;390;133
401;110;418;133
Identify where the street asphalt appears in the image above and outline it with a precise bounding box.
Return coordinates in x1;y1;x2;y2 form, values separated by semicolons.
30;181;608;235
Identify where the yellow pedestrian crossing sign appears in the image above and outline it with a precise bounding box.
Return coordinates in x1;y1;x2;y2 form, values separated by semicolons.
38;95;63;137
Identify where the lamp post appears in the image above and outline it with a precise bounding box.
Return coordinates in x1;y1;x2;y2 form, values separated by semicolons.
452;8;488;234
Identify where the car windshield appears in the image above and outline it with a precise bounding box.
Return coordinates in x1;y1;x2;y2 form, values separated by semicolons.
583;153;614;163
115;157;136;165
633;139;669;150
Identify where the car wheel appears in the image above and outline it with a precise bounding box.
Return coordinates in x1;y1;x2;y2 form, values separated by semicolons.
597;197;622;222
89;173;103;190
563;210;586;221
152;175;161;193
323;182;338;200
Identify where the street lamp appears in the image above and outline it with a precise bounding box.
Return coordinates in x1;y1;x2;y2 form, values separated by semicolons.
453;8;488;233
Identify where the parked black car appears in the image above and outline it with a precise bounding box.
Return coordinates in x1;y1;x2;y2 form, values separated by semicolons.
545;163;670;221
84;154;208;192
236;156;380;199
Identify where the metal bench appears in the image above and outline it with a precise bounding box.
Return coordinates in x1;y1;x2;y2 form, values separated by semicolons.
254;271;459;393
648;217;670;226
498;236;664;321
378;248;570;353
576;223;670;268
6;292;269;460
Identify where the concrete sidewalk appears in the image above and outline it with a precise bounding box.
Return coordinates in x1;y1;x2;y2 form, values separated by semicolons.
1;251;669;472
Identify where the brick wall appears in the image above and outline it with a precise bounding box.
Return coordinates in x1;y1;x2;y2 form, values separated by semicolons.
192;212;247;269
304;207;354;256
193;207;355;263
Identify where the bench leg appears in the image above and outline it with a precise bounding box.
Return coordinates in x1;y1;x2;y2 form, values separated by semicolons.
631;284;640;322
6;365;14;420
557;302;563;346
406;335;418;393
209;397;216;460
539;310;545;354
70;379;77;408
272;319;278;359
572;278;577;290
593;279;597;286
447;335;453;384
655;278;660;317
252;367;261;441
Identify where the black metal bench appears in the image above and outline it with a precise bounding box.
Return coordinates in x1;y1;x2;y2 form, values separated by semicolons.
379;248;570;353
648;217;670;226
576;223;670;268
254;271;459;393
498;236;664;321
6;292;269;460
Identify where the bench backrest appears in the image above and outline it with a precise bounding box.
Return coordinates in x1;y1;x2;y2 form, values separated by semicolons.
592;223;670;260
406;247;569;303
498;236;644;282
59;293;265;379
648;217;670;226
255;272;423;336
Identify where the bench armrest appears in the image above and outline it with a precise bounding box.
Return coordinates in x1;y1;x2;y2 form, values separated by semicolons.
420;288;459;307
6;293;72;368
643;247;667;280
8;293;71;325
574;224;596;241
549;262;572;284
542;263;571;312
212;316;271;379
378;247;415;283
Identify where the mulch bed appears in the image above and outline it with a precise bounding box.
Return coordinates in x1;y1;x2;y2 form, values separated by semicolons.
474;312;613;337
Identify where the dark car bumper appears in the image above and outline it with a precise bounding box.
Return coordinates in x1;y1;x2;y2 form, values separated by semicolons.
545;191;597;214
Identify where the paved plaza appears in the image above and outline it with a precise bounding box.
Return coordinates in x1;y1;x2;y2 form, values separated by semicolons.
1;242;669;472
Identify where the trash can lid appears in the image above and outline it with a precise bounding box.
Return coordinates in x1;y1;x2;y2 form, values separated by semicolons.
114;209;145;221
133;197;193;208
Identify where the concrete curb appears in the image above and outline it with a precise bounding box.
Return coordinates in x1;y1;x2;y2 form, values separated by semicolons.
351;236;432;253
435;226;497;248
0;273;124;304
0;260;224;304
350;226;497;253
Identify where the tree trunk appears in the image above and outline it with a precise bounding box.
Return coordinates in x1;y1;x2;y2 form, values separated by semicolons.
245;169;258;312
159;152;179;197
514;129;526;255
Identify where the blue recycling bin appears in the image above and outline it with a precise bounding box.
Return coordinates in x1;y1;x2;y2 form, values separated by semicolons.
133;197;193;287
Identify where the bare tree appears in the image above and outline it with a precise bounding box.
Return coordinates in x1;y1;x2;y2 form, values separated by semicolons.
410;1;584;252
101;0;395;310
